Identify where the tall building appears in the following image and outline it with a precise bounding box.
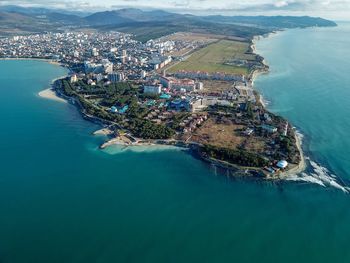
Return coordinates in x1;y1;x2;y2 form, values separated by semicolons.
195;82;204;90
70;74;78;83
108;72;125;83
84;61;103;74
91;48;98;57
108;73;118;83
102;59;113;74
110;47;118;53
160;76;171;88
144;84;162;95
118;72;125;82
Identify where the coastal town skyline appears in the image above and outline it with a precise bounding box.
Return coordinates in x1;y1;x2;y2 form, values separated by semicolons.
1;0;350;19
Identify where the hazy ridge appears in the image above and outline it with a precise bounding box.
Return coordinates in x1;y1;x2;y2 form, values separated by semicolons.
0;6;337;41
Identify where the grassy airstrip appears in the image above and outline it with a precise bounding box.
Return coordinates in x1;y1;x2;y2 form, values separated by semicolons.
168;40;256;76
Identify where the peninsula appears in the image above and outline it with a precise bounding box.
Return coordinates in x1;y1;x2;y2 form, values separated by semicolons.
0;8;336;178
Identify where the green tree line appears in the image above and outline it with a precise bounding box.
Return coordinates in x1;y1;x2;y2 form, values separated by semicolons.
201;144;268;167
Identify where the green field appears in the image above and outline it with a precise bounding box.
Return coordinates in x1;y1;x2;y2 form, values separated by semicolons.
169;40;256;75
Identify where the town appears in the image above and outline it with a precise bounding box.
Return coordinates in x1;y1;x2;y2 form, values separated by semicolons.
0;30;301;177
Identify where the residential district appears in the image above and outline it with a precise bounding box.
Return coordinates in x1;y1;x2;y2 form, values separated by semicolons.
0;31;302;178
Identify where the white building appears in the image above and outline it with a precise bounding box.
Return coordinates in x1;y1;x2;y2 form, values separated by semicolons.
122;49;127;57
110;47;118;53
144;85;162;95
196;82;204;90
277;160;288;169
91;48;98;57
70;74;78;83
102;59;113;74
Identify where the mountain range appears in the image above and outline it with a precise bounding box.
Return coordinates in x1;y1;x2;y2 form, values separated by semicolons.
0;6;337;41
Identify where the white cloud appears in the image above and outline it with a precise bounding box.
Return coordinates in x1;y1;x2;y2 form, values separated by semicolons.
0;0;349;18
274;1;290;7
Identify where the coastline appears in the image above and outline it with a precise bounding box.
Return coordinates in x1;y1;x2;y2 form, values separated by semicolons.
38;88;67;103
23;32;306;179
250;37;270;108
0;57;62;66
91;33;307;179
38;75;69;103
279;131;306;177
102;141;184;153
0;57;69;103
249;34;307;177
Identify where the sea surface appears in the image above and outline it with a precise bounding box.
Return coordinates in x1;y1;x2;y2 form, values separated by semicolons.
254;22;350;189
0;23;350;263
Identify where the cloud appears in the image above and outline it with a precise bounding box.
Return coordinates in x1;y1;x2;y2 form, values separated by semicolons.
0;0;93;10
0;0;349;18
274;1;290;7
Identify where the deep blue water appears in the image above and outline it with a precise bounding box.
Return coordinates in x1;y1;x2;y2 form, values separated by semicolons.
0;23;350;263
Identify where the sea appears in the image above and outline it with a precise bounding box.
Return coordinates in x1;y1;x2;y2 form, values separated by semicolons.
0;22;350;262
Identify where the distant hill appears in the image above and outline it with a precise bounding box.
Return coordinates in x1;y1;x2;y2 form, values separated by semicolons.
204;15;337;28
0;12;49;35
0;6;337;40
84;8;183;26
0;11;78;35
0;5;89;17
85;10;136;26
38;12;85;25
87;10;336;41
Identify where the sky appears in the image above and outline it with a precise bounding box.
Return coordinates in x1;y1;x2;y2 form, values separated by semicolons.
0;0;349;19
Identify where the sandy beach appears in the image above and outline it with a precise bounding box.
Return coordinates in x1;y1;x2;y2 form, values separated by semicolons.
93;128;114;136
1;57;68;104
38;88;67;103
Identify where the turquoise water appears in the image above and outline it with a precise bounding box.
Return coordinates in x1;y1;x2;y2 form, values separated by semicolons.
1;23;350;262
255;22;350;187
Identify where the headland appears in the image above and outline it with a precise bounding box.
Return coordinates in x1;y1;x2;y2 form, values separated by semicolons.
4;30;309;179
